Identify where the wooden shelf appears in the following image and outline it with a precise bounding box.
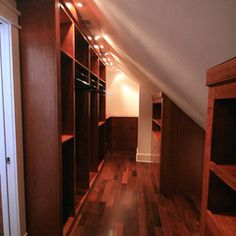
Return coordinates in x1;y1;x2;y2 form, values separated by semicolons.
74;58;88;71
99;77;106;84
61;48;74;61
209;161;236;191
152;118;161;127
61;135;74;143
90;71;99;79
98;121;106;126
206;210;236;236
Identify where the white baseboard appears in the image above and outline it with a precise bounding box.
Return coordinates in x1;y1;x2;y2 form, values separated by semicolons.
136;151;160;163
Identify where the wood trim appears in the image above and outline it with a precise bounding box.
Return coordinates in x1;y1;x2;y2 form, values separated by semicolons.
207;57;236;86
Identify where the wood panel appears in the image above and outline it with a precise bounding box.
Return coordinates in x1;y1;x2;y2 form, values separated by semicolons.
207;57;236;86
160;95;205;196
18;1;62;235
109;117;138;155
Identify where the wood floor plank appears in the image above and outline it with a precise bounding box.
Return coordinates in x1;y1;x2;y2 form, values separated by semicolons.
71;154;200;236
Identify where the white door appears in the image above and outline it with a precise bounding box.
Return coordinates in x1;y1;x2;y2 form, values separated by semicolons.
0;21;10;236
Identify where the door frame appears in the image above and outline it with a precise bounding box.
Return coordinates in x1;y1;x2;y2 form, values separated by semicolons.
0;21;11;235
0;14;27;236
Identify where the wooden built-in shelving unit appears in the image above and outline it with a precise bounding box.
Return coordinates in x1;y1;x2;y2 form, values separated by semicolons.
200;57;236;236
19;1;107;235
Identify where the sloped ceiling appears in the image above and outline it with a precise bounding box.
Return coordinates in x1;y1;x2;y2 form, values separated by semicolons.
76;0;236;128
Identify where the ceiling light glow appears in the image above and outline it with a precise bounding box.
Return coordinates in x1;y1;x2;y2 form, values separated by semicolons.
77;2;83;8
65;2;73;9
88;36;92;40
94;35;101;41
94;45;99;49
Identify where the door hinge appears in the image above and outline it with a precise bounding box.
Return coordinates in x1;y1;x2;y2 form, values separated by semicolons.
6;157;11;164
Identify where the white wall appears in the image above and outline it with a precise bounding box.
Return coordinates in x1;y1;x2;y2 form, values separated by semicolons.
106;70;139;117
136;86;153;162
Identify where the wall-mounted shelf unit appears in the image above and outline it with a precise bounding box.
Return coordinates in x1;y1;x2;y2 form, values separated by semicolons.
19;1;107;235
200;58;236;236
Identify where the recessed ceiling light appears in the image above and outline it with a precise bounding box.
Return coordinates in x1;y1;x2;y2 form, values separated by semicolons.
100;45;104;49
102;58;107;61
94;35;101;41
88;36;92;40
65;2;73;9
77;2;83;8
94;45;99;49
107;58;111;61
104;52;109;56
110;62;113;66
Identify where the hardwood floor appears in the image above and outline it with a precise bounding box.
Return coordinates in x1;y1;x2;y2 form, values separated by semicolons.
71;154;200;236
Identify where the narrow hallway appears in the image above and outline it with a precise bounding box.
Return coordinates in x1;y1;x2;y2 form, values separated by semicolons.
72;154;200;236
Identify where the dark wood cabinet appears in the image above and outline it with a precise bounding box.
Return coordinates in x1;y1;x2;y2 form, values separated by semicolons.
200;58;236;236
18;1;106;235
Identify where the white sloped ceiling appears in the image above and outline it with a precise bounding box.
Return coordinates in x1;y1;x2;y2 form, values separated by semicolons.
79;0;236;128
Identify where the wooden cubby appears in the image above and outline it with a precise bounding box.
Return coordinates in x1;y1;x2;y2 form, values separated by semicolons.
75;27;89;68
19;1;107;235
99;122;106;161
99;60;106;82
200;57;236;236
61;50;75;226
60;7;74;57
98;80;106;121
62;137;75;224
152;97;162;164
90;74;99;173
90;47;99;76
61;52;74;135
211;98;236;165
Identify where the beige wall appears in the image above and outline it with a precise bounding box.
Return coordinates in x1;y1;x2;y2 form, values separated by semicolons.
136;86;153;162
106;70;139;117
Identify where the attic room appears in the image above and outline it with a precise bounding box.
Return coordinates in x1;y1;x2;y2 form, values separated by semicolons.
0;0;235;235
